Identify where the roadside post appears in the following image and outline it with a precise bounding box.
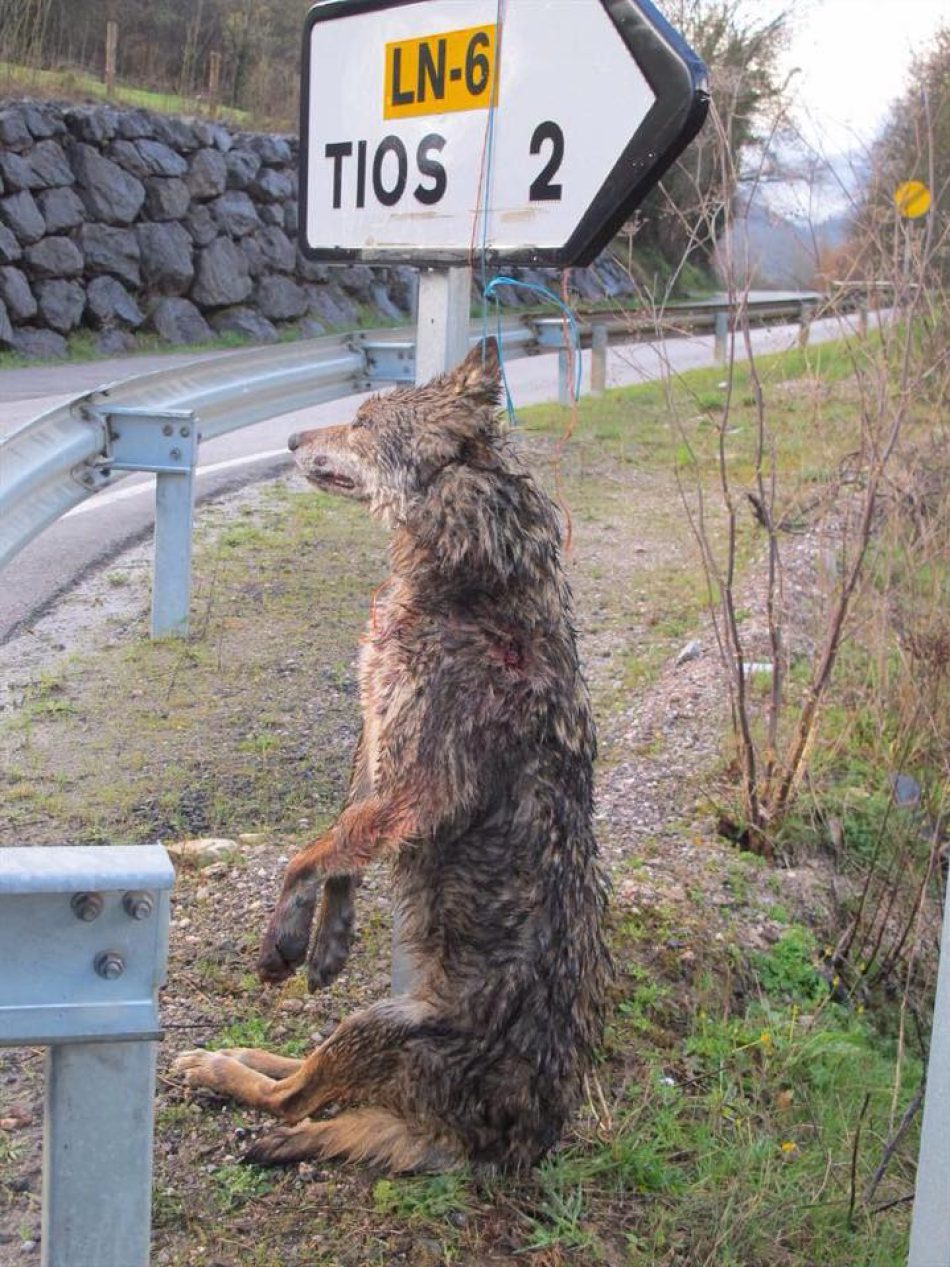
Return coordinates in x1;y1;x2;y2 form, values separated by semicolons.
297;0;709;990
77;403;200;639
908;891;950;1267
0;845;173;1267
714;309;728;363
591;324;608;396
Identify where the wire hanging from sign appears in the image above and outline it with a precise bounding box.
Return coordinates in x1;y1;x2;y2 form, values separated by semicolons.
470;0;583;429
482;275;583;423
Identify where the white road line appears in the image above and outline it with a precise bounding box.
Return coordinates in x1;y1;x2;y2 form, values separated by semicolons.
63;447;291;518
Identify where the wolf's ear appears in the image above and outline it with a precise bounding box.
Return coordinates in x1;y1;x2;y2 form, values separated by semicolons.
450;337;501;403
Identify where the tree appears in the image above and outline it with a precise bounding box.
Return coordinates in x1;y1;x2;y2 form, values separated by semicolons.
865;24;950;283
629;0;793;280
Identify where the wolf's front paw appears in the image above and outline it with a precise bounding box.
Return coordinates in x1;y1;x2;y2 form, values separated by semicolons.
257;894;316;984
307;906;355;992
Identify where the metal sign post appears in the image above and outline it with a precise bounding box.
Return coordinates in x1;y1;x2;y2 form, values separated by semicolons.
390;262;472;994
414;266;473;382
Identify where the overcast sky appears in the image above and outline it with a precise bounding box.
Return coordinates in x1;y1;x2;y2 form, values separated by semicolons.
779;0;947;153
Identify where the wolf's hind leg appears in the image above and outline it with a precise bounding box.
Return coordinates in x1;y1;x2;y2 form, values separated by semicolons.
247;1108;459;1172
176;998;450;1124
218;1049;304;1078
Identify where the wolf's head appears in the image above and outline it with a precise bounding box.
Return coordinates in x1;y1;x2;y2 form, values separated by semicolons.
288;339;503;524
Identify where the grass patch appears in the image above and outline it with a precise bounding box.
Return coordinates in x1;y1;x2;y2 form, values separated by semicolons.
212;1163;276;1212
0;60;248;123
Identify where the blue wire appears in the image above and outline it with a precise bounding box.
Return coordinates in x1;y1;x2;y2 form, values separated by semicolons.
482;276;583;424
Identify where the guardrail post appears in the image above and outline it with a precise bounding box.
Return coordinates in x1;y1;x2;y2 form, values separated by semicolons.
0;845;173;1267
908;892;950;1267
590;324;608;396
798;301;814;348
858;298;869;338
87;407;200;639
714;311;728;364
45;1042;157;1267
152;466;196;639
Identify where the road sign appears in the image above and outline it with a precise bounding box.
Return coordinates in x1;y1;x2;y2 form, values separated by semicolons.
894;180;932;220
299;0;708;267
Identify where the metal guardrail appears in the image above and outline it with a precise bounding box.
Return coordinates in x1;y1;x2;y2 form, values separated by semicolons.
1;294;827;634
0;845;173;1267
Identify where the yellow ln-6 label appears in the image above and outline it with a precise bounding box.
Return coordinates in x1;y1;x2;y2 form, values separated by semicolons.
384;24;499;119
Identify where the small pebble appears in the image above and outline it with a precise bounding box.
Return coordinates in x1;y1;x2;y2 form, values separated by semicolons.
675;639;701;666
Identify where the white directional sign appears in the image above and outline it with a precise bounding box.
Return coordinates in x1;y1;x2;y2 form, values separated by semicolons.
300;0;708;266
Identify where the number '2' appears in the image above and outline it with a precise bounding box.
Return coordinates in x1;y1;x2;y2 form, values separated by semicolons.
529;121;564;202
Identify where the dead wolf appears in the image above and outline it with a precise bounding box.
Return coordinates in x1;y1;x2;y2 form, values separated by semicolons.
175;339;609;1172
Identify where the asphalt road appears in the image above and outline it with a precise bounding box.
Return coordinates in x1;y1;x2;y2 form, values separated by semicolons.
0;314;847;643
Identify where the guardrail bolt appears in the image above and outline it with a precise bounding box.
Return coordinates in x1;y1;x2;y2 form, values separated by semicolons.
169;447;182;461
71;891;104;922
123;891;155;921
162;423;174;436
94;951;125;980
179;426;190;438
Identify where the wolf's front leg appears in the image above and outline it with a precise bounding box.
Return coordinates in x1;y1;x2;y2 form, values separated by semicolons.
258;883;319;984
258;795;409;985
307;874;356;991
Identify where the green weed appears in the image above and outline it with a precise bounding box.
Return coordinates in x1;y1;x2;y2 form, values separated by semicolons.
753;925;827;1004
371;1173;471;1227
212;1163;275;1211
209;1016;271;1050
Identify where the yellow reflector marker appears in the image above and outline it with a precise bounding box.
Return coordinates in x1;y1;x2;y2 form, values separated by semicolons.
894;180;932;219
384;24;499;119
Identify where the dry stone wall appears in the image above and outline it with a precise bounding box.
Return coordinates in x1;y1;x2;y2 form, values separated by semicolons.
0;100;635;360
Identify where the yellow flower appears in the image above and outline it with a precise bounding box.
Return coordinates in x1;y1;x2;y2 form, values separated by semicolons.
759;1030;772;1046
780;1140;797;1154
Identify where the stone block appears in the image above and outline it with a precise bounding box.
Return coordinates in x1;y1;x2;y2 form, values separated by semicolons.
186;148;228;200
70;144;145;225
80;223;141;287
190;236;252;307
24;236;84;279
144;177;191;221
35;278;86;332
0;266;37;322
137;221;194;295
255;273;308;321
0;191;45;244
86;275;144;329
36;186;85;233
148;296;212;344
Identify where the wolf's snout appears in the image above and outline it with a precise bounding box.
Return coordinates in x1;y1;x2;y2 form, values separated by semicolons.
288;432;301;452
